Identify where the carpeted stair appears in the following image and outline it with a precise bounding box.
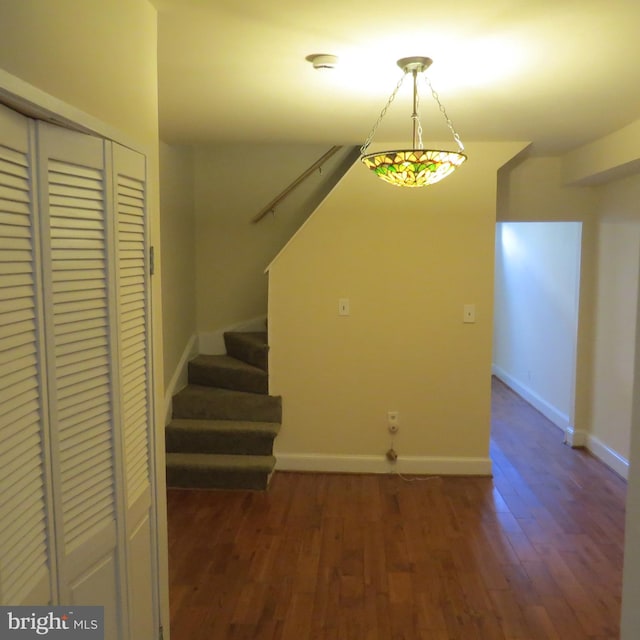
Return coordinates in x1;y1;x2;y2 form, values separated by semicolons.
166;331;281;490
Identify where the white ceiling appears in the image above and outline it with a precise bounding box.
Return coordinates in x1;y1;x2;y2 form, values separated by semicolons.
152;0;640;155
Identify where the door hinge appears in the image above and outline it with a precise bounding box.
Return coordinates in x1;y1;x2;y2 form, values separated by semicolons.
150;245;155;276
159;624;164;640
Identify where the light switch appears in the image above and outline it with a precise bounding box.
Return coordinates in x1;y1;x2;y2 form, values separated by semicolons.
463;304;476;323
339;298;350;316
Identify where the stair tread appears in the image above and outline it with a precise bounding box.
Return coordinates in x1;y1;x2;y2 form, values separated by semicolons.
172;384;281;422
177;384;278;399
168;418;280;433
167;451;275;470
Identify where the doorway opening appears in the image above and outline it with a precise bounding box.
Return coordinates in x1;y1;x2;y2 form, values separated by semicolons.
492;221;583;439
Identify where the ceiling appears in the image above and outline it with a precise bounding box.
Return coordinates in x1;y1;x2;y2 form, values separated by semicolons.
152;0;640;155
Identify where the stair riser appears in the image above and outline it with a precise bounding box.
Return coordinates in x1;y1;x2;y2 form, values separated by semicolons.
173;397;281;423
224;333;268;371
166;430;276;456
167;466;272;490
188;362;268;394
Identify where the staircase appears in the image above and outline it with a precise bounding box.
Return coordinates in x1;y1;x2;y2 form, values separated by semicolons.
166;332;281;490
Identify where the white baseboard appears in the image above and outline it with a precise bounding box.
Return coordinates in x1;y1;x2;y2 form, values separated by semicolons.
164;334;198;425
274;453;492;476
199;315;267;355
492;365;571;431
565;426;588;447
587;435;629;479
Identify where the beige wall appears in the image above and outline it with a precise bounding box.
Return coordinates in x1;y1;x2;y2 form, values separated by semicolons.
0;0;169;633
623;312;640;636
564;118;640;185
0;0;159;147
160;142;196;390
268;142;526;473
498;155;597;222
193;144;356;342
590;174;640;462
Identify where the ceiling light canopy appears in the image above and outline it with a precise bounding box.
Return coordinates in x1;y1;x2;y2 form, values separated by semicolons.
360;57;467;188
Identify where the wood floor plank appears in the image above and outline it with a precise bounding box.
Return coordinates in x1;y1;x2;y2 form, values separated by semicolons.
167;378;626;639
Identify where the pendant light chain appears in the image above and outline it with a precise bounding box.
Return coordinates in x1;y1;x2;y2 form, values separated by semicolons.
360;70;407;156
424;75;465;152
415;79;424;149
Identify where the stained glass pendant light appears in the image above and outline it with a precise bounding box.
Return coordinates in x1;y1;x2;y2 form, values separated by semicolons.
360;57;467;187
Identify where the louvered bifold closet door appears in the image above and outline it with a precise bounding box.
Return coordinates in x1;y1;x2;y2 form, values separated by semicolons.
0;106;54;605
36;123;125;639
111;143;154;639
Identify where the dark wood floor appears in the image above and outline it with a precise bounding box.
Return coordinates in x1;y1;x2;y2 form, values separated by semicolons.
167;378;627;639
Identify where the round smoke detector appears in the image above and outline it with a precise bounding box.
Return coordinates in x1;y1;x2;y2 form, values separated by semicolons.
306;54;339;70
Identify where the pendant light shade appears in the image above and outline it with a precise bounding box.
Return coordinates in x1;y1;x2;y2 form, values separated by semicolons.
361;149;467;187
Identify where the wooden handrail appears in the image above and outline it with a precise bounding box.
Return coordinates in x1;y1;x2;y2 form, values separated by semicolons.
251;145;342;223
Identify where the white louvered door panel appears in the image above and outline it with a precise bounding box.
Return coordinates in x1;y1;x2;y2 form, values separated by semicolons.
0;105;54;606
36;123;124;640
113;145;150;508
111;143;154;640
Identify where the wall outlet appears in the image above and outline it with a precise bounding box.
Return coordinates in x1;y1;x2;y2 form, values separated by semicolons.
387;410;399;433
386;448;398;462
